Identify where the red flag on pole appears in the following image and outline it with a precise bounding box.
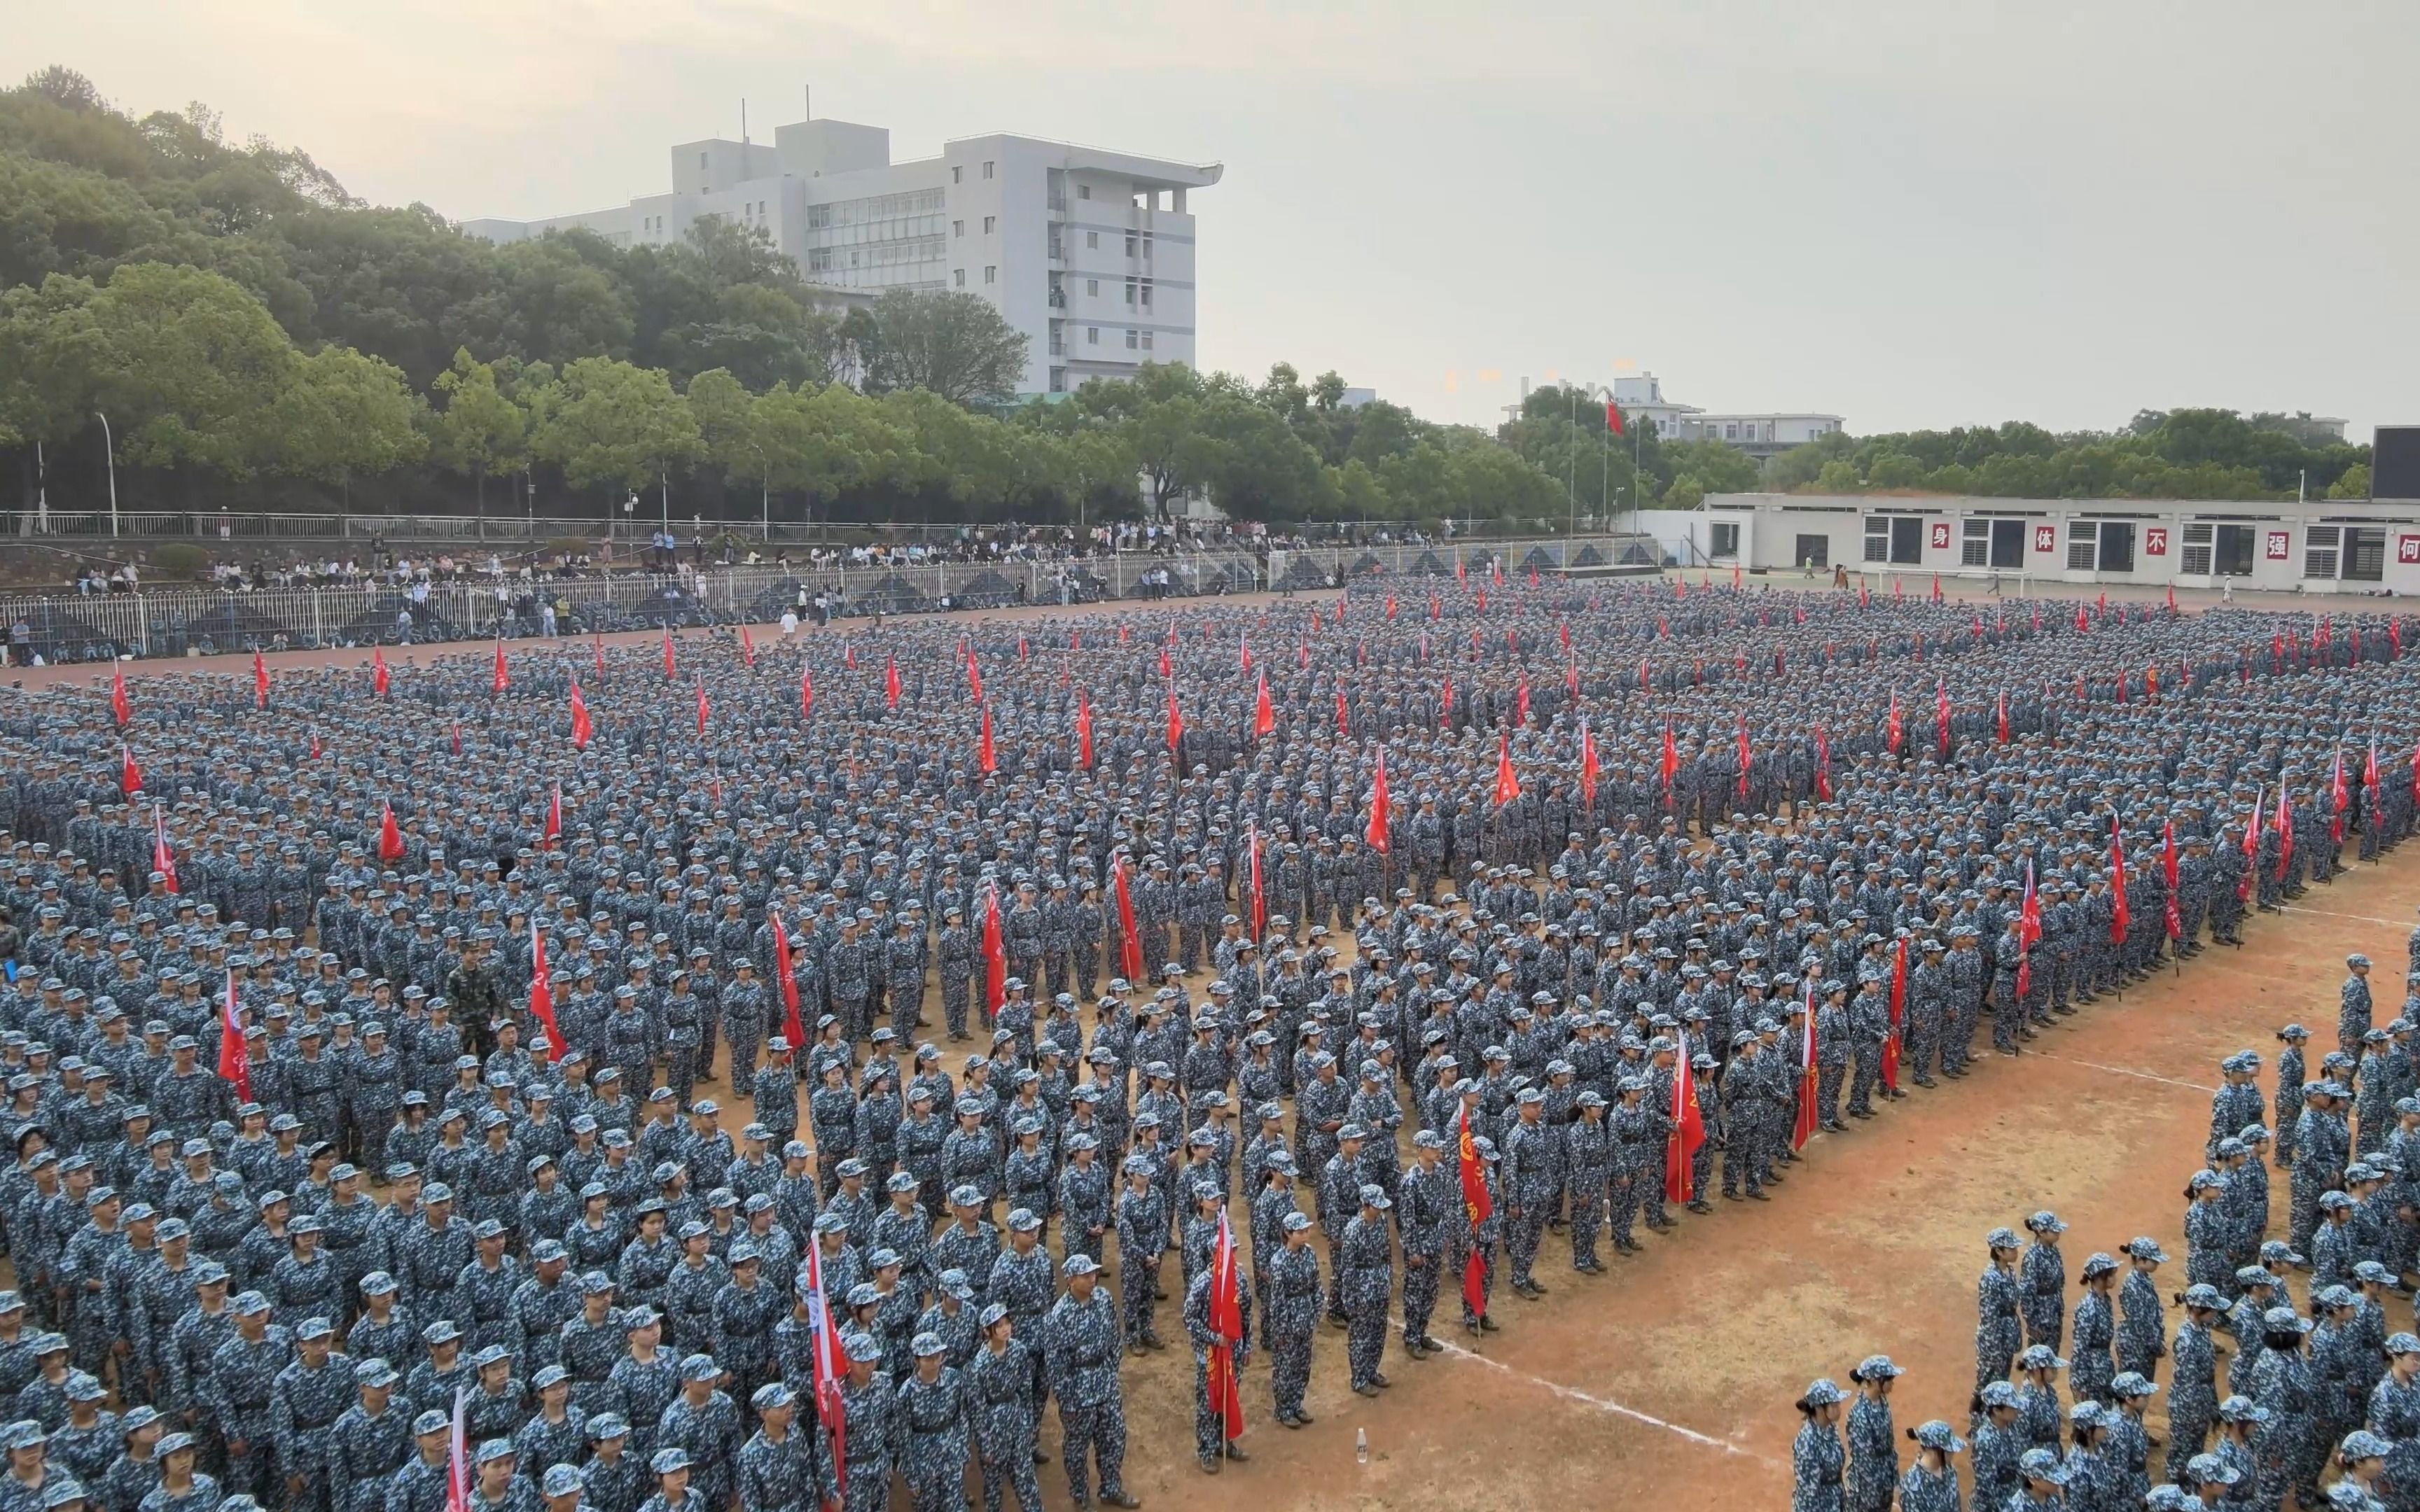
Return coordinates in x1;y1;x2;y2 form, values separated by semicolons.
152;803;178;893
966;646;984;702
253;650;269;709
1605;399;1624;435
528;920;562;1050
739;625;756;667
695;676;709;737
1664;1030;1706;1204
978;704;998;775
1661;724;1678;805
2162;821;2182;941
2330;747;2349;845
373;645;391;698
451;720;462;757
1246;821;1267;937
2017;858;2039;998
377;799;405;863
1886;688;1903;755
111;665;131;727
445;1386;469;1512
799;1213;849;1497
2108;817;2131;943
885;655;902;709
1440;676;1455;729
1365;746;1391;853
1165;682;1184;754
1253;672;1274;738
492;641;509;695
219;971;252;1103
1456;1104;1493;1320
2240;789;2262;903
1882;938;1907;1093
594;634;606;678
1207;1212;1246;1442
770;911;807;1050
544;783;562;848
1579;720;1599;810
1996;689;2010;745
120;744;142;795
1076;688;1094;768
1113;858;1146;981
1814;724;1833;802
1335;687;1349;735
662;629;676;681
1936;680;1951;757
1793;982;1820;1151
1736;719;1752;799
1239;633;1252;673
800;666;814;722
1515;671;1530;726
569;680;592;750
1492;732;1520;807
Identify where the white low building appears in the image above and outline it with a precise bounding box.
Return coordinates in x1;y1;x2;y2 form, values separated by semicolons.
463;113;1221;399
1693;493;2420;594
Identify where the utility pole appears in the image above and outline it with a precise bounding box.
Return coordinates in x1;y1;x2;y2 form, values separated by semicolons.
95;412;119;538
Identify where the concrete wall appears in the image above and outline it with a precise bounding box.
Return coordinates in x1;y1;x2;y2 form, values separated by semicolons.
1708;493;2420;594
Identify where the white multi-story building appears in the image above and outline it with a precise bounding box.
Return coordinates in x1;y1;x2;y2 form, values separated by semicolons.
462;113;1221;398
1609;372;1843;458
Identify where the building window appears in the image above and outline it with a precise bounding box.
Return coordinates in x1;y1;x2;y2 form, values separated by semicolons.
982;161;994;179
1125;330;1139;349
1125;233;1138;257
700;152;709;168
952;167;962;183
1139;281;1153;309
1141;234;1153;261
1725;423;1738;440
983;265;996;284
983;215;996;234
1086;279;1098;296
953;269;965;287
1125;279;1137;305
1078;184;1092;200
1086;231;1098;248
1050;368;1065;393
953;220;963;237
1709;522;1739;559
1141;330;1153;351
1087;327;1099;345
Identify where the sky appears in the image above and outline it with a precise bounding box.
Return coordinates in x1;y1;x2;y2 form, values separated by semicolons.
16;1;2419;440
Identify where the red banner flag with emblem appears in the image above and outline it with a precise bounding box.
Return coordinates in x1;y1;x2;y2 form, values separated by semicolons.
1207;1211;1246;1441
111;665;131;727
569;680;592;750
768;909;807;1050
1076;688;1094;768
1814;724;1833;802
1793;981;1820;1151
1456;1104;1493;1318
1365;746;1391;853
1886;687;1903;755
1664;1030;1706;1204
153;802;178;892
2330;747;2349;845
2162;821;2182;941
120;743;141;795
1882;937;1907;1093
2108;816;2131;943
1113;858;1146;981
253;650;270;709
885;655;902;709
800;666;814;722
373;645;391;698
1246;821;1267;937
1165;682;1184;754
220;970;252;1102
798;1210;849;1495
527;919;562;1051
1661;724;1678;805
378;799;405;862
978;704;997;775
544;783;562;848
492;641;510;695
1579;719;1599;810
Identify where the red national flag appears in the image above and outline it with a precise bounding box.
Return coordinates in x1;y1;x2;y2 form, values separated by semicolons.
152;803;178;893
966;646;984;701
2108;817;2131;942
662;629;676;680
1239;632;1253;673
492;641;509;695
253;650;269;709
799;1214;849;1495
1456;1105;1493;1319
2330;747;2349;845
695;676;709;737
111;665;131;727
978;704;998;775
527;920;562;1050
544;783;562;848
219;971;252;1103
740;625;756;667
1253;672;1275;738
770;911;807;1049
1578;720;1599;810
1664;1030;1706;1204
120;743;142;795
1246;821;1267;937
1605;399;1624;435
569;680;593;750
1076;688;1094;768
1814;724;1833;802
373;645;391;698
1207;1212;1246;1441
1882;937;1907;1093
1492;732;1520;807
377;799;405;863
1165;682;1184;753
1160;643;1174;680
1660;723;1679;803
1793;982;1820;1151
1996;689;2010;745
1112;858;1146;981
1365;746;1391;853
885;655;902;709
800;666;814;722
1335;687;1349;735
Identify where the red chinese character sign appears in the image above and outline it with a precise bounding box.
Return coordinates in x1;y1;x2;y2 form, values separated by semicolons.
2033;525;2058;554
2143;526;2169;556
2265;531;2291;561
2398;536;2420;565
1928;522;1951;550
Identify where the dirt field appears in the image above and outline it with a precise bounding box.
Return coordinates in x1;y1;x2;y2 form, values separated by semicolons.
20;580;2419;1509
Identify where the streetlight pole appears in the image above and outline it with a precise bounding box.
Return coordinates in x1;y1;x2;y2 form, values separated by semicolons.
753;444;770;540
94;412;118;538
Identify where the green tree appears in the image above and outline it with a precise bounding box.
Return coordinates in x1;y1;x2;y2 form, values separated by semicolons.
862;288;1029;405
531;355;699;496
427;346;527;511
255;344;425;482
2328;463;2371;500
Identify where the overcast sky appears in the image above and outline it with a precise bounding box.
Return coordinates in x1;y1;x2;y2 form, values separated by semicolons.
18;1;2417;440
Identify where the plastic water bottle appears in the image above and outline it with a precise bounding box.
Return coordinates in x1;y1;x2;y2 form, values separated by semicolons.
1356;1427;1369;1466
